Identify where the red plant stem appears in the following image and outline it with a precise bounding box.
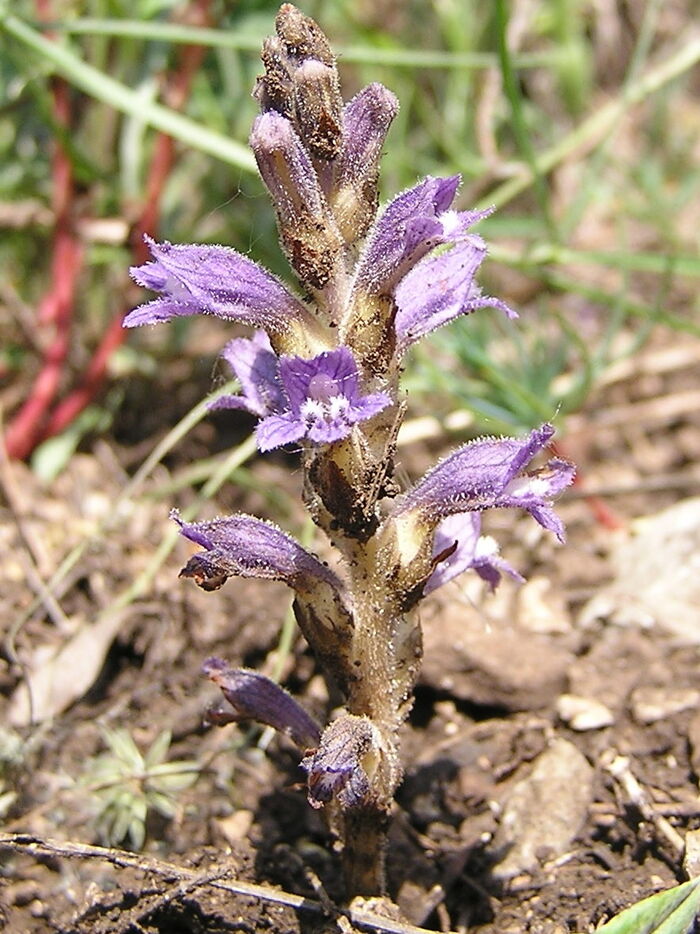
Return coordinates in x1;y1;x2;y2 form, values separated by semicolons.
39;315;126;438
38;0;213;446
4;75;82;460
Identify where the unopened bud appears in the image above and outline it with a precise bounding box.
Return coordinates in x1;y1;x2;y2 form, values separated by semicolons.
255;5;343;162
203;657;321;749
331;84;399;242
301;713;383;809
275;4;334;67
250;112;343;288
293;59;342;161
255;36;294;117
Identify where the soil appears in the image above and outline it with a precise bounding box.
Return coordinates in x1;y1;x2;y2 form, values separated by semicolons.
1;327;700;934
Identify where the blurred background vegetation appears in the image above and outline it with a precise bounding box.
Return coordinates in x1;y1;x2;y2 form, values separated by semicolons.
1;0;699;474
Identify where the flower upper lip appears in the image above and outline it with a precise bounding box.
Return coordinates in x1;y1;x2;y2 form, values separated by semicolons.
124;236;314;333
391;424;576;542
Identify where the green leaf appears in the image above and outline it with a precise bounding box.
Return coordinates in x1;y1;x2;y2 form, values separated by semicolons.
102;791;137;845
102;728;143;771
150;764;199;792
0;787;17;818
146;789;177;819
143;730;172;770
595;878;700;934
127;813;147;851
31;406;111;483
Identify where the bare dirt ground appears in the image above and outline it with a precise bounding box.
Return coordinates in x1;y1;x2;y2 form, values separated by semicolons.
1;328;700;933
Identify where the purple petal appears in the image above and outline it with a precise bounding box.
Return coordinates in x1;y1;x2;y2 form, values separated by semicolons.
256;413;307;451
300;714;380;810
202;657;320;748
355;175;462;294
424;513;524;594
125;236;309;331
305;390;390;444
256;346;390;450
394;241;517;351
394;425;574;540
172;509;342;591
331;83;399;240
121;297;204;327
208;331;285;417
280;347;359;414
498;458;576;542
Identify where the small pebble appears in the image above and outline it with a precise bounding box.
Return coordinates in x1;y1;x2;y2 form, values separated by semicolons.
557;694;615;730
491;738;594;879
630;686;700;724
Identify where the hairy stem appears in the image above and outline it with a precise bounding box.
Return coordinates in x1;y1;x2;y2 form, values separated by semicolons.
343;806;390;896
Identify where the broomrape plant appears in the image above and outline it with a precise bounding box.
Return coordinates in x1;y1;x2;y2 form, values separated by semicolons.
125;4;574;898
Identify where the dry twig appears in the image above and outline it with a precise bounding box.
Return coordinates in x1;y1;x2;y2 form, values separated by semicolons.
0;832;455;934
603;753;685;856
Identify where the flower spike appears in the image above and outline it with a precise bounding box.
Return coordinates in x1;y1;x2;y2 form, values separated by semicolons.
123;4;574;900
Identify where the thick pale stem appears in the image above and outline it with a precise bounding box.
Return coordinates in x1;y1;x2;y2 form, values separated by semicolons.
343;806;390;896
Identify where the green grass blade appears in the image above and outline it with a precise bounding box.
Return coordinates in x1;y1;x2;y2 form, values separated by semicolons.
482;35;700;211
594;878;700;934
494;0;556;238
52;18;558;69
0;12;256;172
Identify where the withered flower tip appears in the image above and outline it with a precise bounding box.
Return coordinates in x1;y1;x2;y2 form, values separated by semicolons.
203;657;320;749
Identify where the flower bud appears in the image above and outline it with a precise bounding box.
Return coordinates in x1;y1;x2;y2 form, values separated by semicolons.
250;112;343;289
255;5;343;161
255;36;294;118
331;84;399;243
275;3;335;66
203;657;321;749
293;59;342;161
301;713;385;810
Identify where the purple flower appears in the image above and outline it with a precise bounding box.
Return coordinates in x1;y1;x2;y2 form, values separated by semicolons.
301;714;381;809
256;345;391;451
202;657;320;748
424;513;524;595
394;240;517;352
354;175;494;296
394;424;575;542
172;509;343;592
208;330;285;417
209;338;390;453
124;236;312;332
250;111;343;289
250;111;330;233
330;83;399;241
